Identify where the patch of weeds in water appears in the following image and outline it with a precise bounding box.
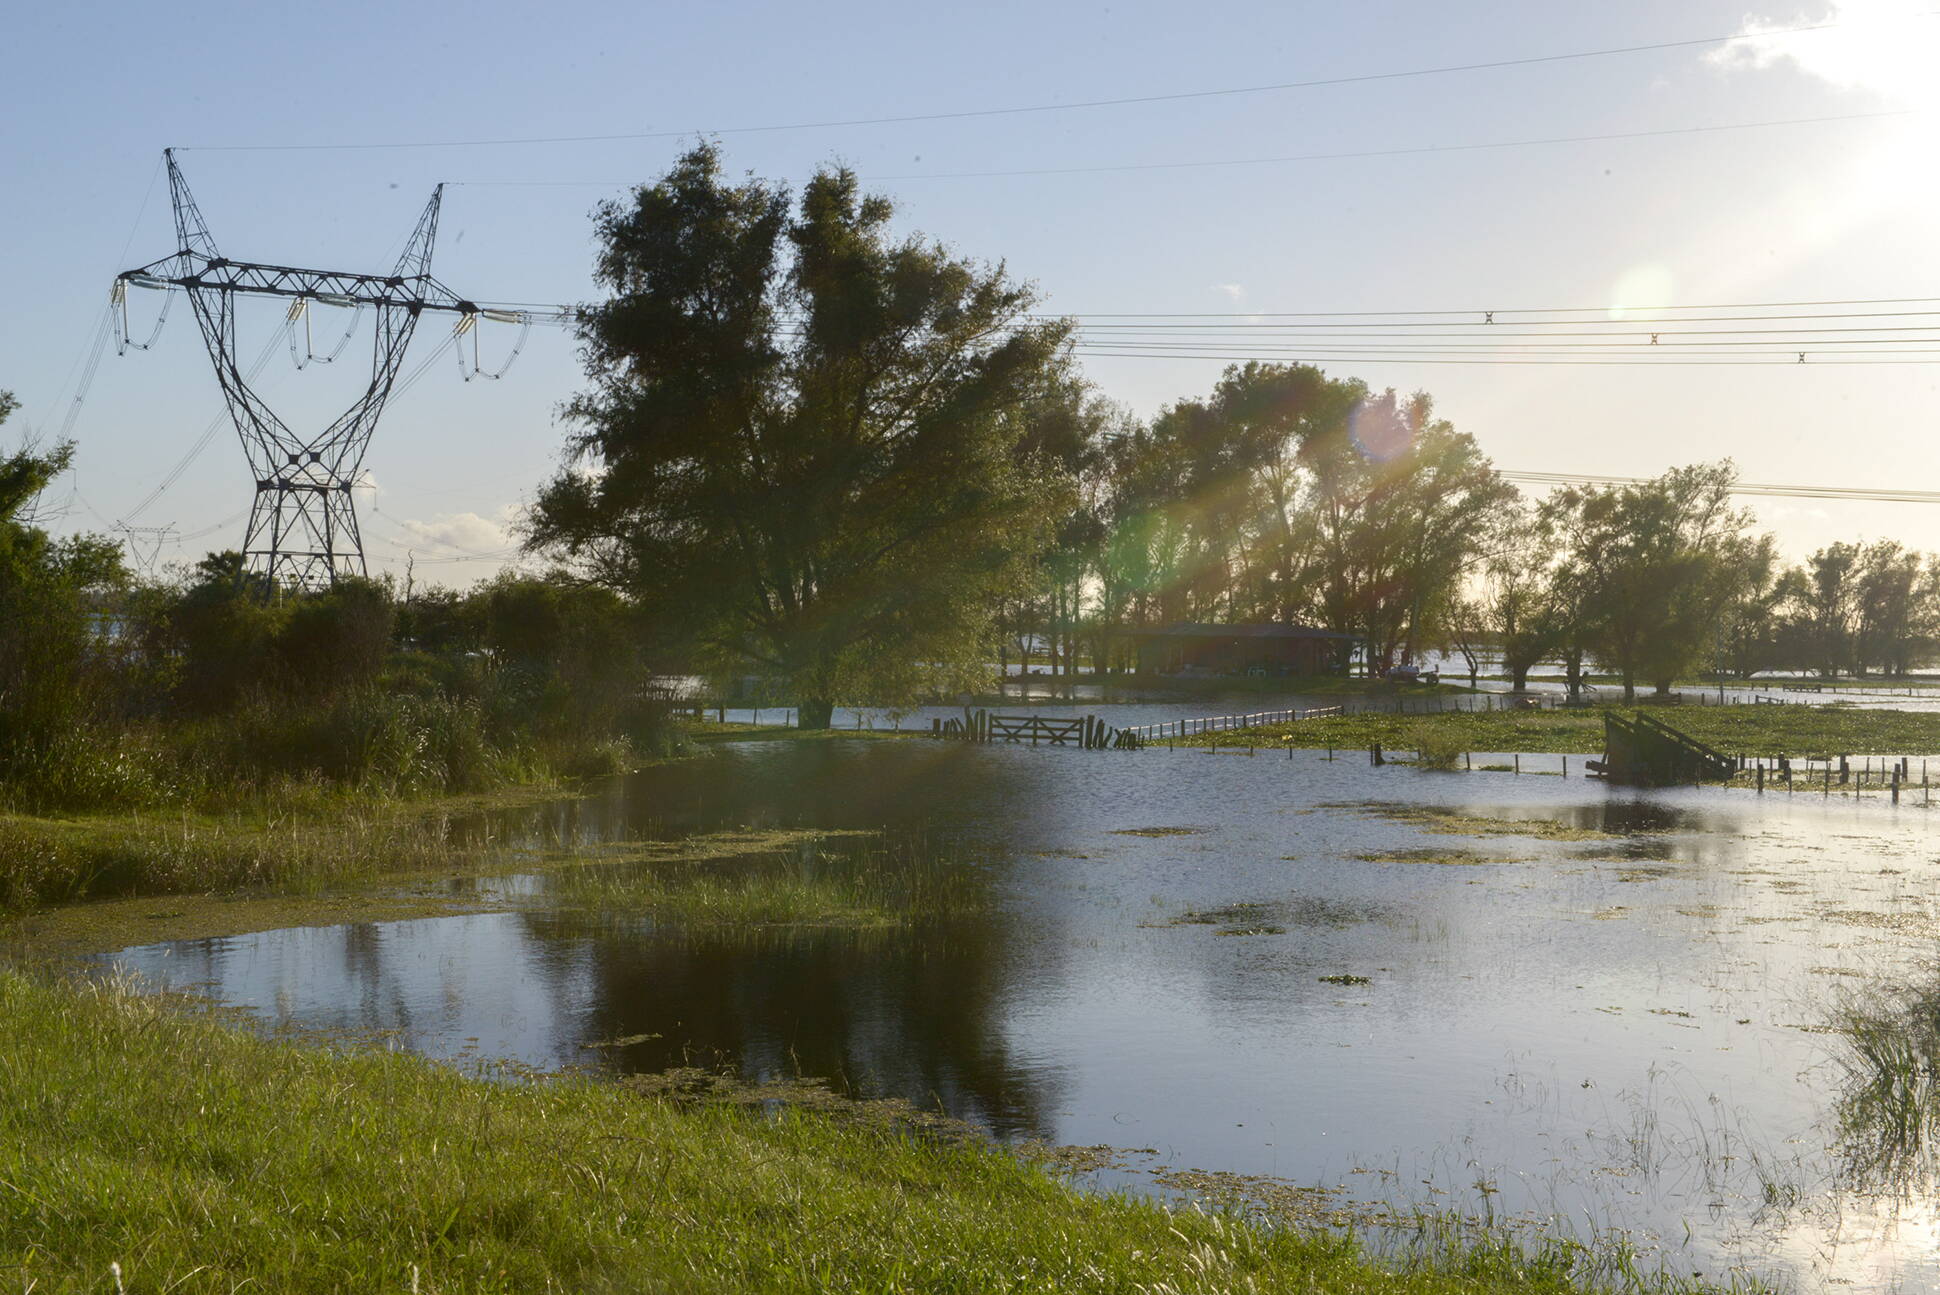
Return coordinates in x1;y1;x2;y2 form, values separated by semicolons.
1111;826;1210;838
1318;974;1371;986
1355;848;1524;867
1148;897;1383;932
620;1065;982;1143
544;831;991;930
1015;1142;1150;1175
580;1032;661;1049
1336;804;1628;843
1147;1166;1375;1227
1819;907;1939;938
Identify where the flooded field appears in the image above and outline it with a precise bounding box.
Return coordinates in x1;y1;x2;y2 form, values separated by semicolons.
106;739;1940;1291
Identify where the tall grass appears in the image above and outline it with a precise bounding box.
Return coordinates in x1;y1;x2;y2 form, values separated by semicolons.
0;970;1751;1294
0;806;472;911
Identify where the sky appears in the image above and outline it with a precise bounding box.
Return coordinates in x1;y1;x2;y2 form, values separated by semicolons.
6;0;1940;585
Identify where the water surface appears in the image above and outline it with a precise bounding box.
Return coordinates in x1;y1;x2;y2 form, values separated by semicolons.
111;740;1940;1291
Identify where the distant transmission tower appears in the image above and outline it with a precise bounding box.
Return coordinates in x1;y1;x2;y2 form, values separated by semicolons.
116;150;515;589
112;523;176;578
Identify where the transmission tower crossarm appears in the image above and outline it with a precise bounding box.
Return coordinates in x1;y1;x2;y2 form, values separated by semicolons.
118;256;476;314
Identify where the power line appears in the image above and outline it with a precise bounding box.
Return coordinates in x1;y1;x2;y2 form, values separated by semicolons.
446;107;1918;189
1036;296;1940;319
1071;349;1940;365
181;14;1935;152
1501;470;1940;505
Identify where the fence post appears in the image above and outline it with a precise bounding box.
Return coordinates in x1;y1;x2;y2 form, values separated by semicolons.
1514;754;1520;776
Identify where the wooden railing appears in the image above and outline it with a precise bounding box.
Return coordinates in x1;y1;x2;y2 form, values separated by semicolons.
933;710;1139;749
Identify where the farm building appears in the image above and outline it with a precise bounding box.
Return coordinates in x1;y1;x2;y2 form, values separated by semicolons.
1126;623;1360;677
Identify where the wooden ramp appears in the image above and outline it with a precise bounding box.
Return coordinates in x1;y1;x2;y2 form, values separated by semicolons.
1594;711;1738;785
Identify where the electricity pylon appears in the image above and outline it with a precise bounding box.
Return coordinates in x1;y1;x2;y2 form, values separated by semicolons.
117;150;488;589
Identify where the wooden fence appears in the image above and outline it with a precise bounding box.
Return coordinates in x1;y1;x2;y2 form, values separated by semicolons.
933;710;1140;749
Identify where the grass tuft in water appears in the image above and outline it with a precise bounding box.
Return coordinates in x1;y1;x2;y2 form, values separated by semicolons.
543;831;991;928
1834;974;1940;1195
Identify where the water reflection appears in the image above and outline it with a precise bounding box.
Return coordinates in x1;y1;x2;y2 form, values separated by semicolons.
107;739;1940;1293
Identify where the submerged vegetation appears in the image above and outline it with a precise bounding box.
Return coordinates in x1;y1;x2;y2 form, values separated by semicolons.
0;970;1757;1294
543;831;992;928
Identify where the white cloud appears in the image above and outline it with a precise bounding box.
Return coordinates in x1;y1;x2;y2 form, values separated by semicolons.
1212;282;1246;303
1707;1;1940;107
394;506;517;556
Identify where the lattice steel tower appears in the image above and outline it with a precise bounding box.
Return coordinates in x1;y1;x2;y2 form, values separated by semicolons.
118;150;486;588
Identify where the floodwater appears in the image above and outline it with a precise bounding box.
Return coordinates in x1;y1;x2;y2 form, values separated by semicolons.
108;739;1940;1291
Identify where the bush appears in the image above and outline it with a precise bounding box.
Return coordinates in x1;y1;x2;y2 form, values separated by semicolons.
1407;721;1465;771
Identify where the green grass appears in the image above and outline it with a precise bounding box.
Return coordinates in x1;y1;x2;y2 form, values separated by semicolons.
0;775;605;914
544;832;991;928
1170;702;1940;758
0;970;1753;1294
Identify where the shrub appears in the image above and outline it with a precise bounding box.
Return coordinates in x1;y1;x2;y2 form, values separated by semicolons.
1407;721;1465;771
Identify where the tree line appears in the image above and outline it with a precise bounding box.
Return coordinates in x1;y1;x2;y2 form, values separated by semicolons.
524;146;1940;716
9;144;1940;755
0;403;663;812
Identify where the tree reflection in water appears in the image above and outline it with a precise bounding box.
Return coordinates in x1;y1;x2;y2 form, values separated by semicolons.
516;906;1056;1140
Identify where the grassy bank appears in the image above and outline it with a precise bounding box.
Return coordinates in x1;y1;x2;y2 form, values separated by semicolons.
1169;702;1940;758
0;796;501;913
0;970;1747;1294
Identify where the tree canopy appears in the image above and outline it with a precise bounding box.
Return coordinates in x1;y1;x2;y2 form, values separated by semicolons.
528;145;1086;726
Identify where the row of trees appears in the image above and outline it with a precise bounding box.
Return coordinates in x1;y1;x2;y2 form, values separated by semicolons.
519;145;1940;720
527;147;1523;718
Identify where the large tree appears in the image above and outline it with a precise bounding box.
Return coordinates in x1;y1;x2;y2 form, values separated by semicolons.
528;146;1079;727
1546;463;1760;701
1301;389;1514;670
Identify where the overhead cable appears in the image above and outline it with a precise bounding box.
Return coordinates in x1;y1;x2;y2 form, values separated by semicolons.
181;13;1935;152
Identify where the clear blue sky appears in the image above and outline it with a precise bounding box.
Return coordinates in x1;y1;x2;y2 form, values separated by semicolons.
6;0;1938;582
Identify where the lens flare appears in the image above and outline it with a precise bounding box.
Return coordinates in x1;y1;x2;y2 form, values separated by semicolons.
1348;398;1412;462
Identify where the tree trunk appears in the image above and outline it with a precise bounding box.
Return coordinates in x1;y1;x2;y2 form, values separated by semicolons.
797;698;835;730
1511;665;1529;691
